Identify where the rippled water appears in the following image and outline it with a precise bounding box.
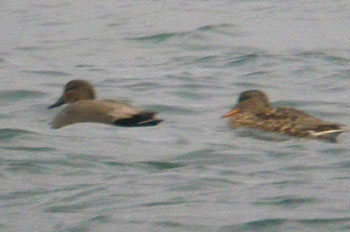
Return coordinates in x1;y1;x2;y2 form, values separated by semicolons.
1;1;350;231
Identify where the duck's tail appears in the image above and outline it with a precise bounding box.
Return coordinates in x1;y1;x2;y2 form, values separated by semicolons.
114;111;163;127
307;124;345;141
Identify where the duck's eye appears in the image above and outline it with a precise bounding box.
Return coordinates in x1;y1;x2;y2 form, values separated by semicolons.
238;95;250;102
65;84;78;91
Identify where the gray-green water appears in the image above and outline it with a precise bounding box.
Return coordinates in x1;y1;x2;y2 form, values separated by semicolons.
1;1;350;231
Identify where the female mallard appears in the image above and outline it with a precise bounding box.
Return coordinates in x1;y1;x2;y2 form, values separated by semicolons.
222;90;344;141
48;79;163;129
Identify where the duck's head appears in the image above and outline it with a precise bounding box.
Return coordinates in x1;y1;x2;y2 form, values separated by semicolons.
222;90;271;117
49;79;96;109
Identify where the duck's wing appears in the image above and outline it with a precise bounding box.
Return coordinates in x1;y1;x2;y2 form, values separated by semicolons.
103;100;163;127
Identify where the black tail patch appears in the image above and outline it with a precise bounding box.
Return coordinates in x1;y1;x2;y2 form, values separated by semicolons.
113;112;163;127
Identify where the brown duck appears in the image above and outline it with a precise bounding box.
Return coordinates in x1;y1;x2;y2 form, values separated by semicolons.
222;90;344;141
48;79;163;129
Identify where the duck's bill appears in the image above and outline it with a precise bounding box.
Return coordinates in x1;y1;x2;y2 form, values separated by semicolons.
222;108;240;118
48;95;65;109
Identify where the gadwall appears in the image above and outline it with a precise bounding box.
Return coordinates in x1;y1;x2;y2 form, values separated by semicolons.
222;90;344;141
49;79;163;129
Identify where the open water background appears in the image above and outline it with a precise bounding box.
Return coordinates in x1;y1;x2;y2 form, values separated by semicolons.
1;1;350;231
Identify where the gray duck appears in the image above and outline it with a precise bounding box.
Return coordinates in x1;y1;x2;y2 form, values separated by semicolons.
49;79;163;129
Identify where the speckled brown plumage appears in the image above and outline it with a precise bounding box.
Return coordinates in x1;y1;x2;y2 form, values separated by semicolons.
223;90;344;141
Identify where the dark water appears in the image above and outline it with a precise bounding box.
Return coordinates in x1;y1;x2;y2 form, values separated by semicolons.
1;1;350;231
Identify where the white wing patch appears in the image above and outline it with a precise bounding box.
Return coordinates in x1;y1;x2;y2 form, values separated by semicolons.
307;129;344;138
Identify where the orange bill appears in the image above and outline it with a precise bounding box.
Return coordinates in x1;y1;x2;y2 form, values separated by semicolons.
222;108;240;118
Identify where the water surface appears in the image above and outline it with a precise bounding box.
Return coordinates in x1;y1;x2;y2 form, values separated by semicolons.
1;1;350;231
